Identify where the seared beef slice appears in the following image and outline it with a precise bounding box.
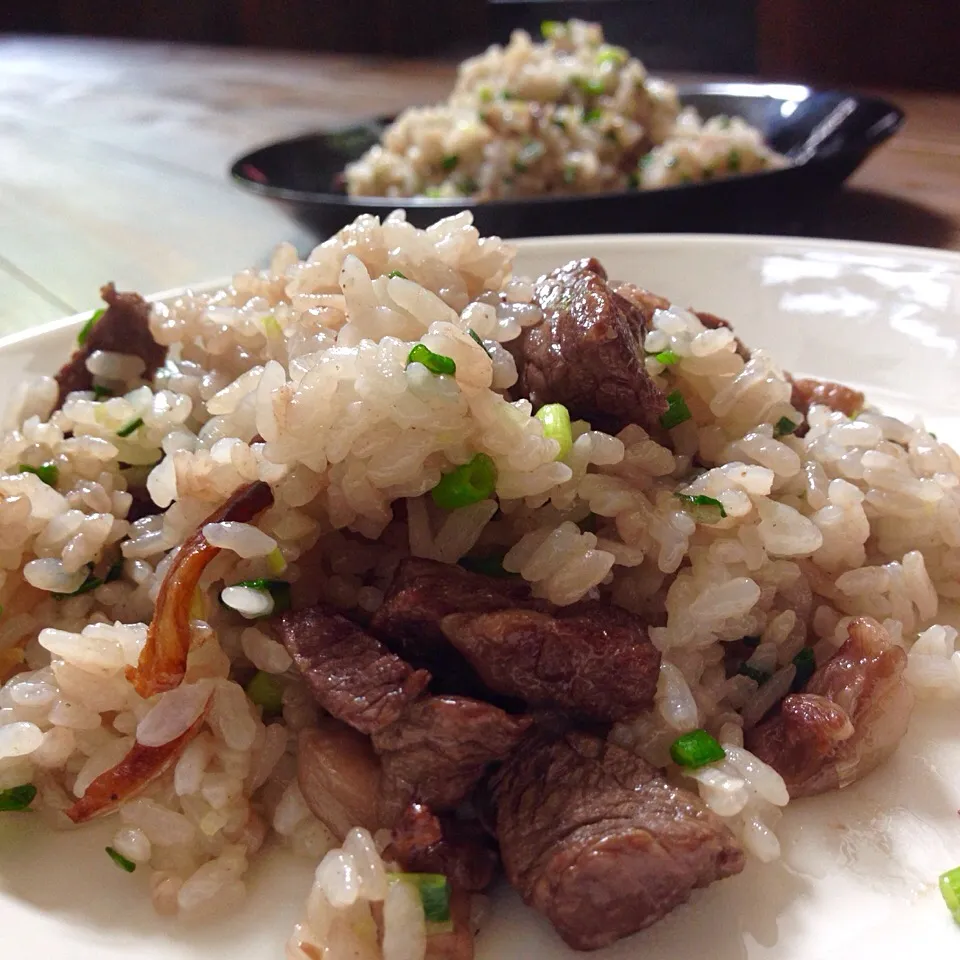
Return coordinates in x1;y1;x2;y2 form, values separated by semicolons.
373;695;531;823
491;731;744;951
56;283;165;407
507;258;667;434
276;605;430;735
440;602;660;721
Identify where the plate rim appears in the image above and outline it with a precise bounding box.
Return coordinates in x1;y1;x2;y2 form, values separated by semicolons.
3;231;956;354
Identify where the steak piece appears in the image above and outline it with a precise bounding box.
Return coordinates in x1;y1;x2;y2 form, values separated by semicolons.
491;731;744;951
787;375;865;419
55;283;166;408
440;602;660;722
372;695;532;824
747;616;913;797
508;258;668;434
388;802;498;892
276;605;430;735
370;558;539;666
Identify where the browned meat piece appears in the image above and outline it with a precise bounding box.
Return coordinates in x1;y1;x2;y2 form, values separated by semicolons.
608;280;670;314
276;605;430;736
788;375;865;419
370;558;539;666
747;617;913;797
55;283;165;408
440;602;660;722
372;695;532;824
508;258;668;434
388;802;498;892
491;731;744;951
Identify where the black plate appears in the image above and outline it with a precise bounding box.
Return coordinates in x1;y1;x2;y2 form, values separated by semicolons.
230;82;903;239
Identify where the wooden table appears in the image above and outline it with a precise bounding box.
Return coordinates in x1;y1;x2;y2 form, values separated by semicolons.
1;35;959;335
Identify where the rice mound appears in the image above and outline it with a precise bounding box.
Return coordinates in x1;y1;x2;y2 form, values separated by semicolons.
344;19;785;201
0;210;958;953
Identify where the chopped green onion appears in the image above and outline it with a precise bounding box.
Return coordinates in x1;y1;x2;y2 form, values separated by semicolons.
423;186;443;198
639;153;654;169
116;417;144;439
458;551;515;579
573;76;606;97
513;141;544;173
597;47;626;67
388;873;451;924
499;90;516;101
105;558;125;583
245;670;284;714
92;384;113;400
441;154;459;172
231;578;292;615
19;462;59;487
459;177;479;195
478;86;493;103
583;107;603;124
728;149;741;172
431;453;497;511
792;646;816;691
659;390;692;430
627;171;640;189
387;270;407;280
654;349;679;366
263;314;283;339
540;19;563;40
535;403;573;460
0;783;37;811
467;328;490;356
939;866;960;923
407;344;456;377
738;664;771;685
774;416;799;437
53;568;103;600
670;729;726;769
563;164;577;185
742;635;762;648
266;546;287;576
77;307;105;347
675;492;727;522
105;846;136;872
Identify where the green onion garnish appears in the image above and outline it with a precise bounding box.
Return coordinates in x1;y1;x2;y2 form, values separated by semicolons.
670;729;726;769
407;344;456;377
424;186;443;198
266;546;287;576
388;873;451;924
116;417;144;438
19;462;59;487
105;846;136;872
574;76;606;97
53;568;104;600
940;866;960;924
459;177;479;195
105;558;125;583
535;403;573;460
563;164;576;185
458;551;515;579
627;171;640;189
540;19;562;39
231;578;292;615
659;390;692;430
92;385;113;400
654;349;679;366
387;270;407;280
675;492;727;523
431;453;497;510
499;90;516;101
0;783;37;811
479;86;493;103
583;107;603;123
467;328;491;356
738;664;771;685
774;416;799;437
792;646;816;691
441;154;459;172
728;149;741;172
77;307;105;347
245;670;284;715
596;47;626;66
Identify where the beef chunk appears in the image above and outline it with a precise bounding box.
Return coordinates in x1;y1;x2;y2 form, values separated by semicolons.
370;558;539;666
747;617;913;797
372;695;532;824
508;258;668;434
440;601;660;722
388;802;498;892
788;375;865;419
491;731;744;951
276;605;430;735
55;284;165;408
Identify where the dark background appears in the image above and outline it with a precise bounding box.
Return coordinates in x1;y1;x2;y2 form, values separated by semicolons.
2;0;959;90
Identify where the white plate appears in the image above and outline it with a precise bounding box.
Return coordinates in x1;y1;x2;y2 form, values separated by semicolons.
2;234;960;960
